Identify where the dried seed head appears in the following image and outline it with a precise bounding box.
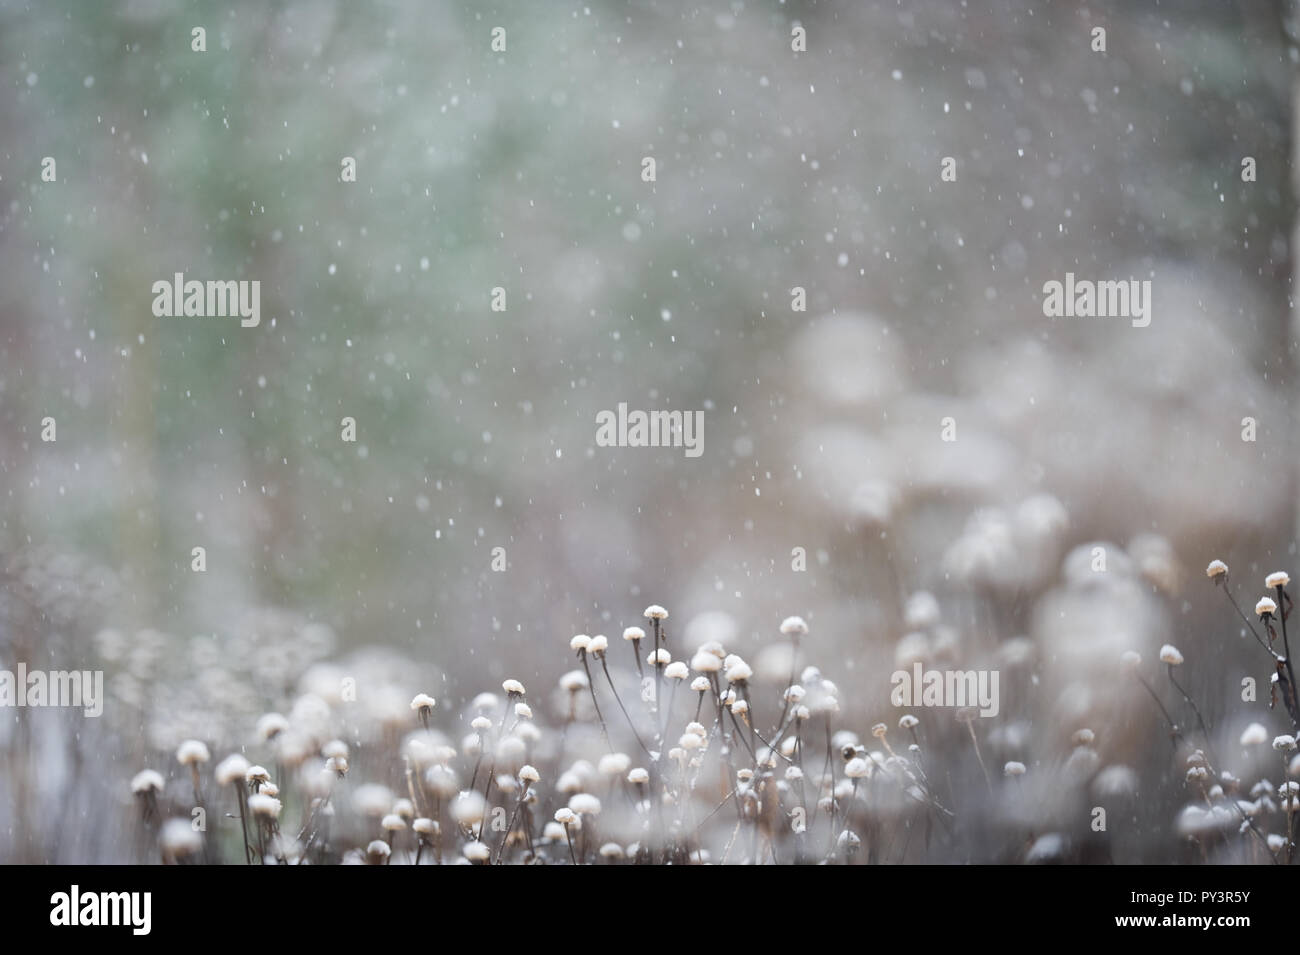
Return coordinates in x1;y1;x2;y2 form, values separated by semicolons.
1004;761;1026;777
899;714;919;730
553;807;577;825
647;648;672;666
1240;723;1269;746
160;818;203;858
214;754;251;787
1267;571;1290;589
1258;597;1278;618
871;723;888;739
366;840;391;862
1072;728;1095;746
1159;644;1184;666
664;661;689;680
519;764;540;784
502;679;526;696
568;793;602;815
514;702;533;720
691;651;722;673
559;670;588;692
1273;735;1297;753
1205;559;1228;579
570;634;592;652
588;635;608;655
321;740;349;760
413;817;437;836
779;616;808;637
410;693;436;714
470;716;492;731
131;769;165;794
599;842;625;859
844;757;870;779
381;813;406;831
627;768;650;785
690;676;711;692
724;659;753;683
451;791;487;826
598;753;631;776
643;605;668;620
623;626;645;641
176;740;210;766
257;713;290;741
247;793;282;819
245;765;271;785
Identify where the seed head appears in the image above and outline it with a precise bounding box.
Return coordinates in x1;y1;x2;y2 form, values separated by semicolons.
1267;571;1290;589
1003;761;1026;777
1258;597;1278;618
176;740;210;766
643;605;668;620
570;634;591;652
780;616;809;636
410;693;436;714
1240;723;1268;746
519;764;540;784
1205;559;1228;580
247;793;282;819
1159;644;1184;666
131;769;164;794
623;626;645;641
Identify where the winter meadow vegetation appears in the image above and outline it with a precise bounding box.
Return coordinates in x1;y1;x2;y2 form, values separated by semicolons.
3;3;1300;866
37;551;1300;865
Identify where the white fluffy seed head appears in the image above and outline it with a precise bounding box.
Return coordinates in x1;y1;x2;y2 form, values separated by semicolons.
899;714;919;730
643;605;668;620
779;616;808;636
245;765;271;785
725;659;753;683
381;813;406;831
1240;723;1269;746
844;757;870;779
690;676;711;692
451;791;487;825
247;793;282;819
1258;597;1279;617
471;716;492;731
554;808;576;825
664;661;689;680
131;769;165;794
691;652;722;673
598;753;631;776
413;817;437;835
176;740;210;766
257;713;290;740
160;818;203;857
1004;761;1026;777
559;670;588;692
568;793;602;815
1273;735;1297;752
410;693;436;713
1205;559;1228;579
321;740;349;760
570;634;591;652
1159;644;1184;666
463;841;491;862
588;635;608;654
648;648;671;666
502;679;525;696
519;764;540;784
1267;572;1290;589
623;626;645;641
214;754;250;786
627;768;650;784
514;703;533;720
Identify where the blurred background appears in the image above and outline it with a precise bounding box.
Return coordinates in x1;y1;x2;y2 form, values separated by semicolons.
0;0;1297;862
